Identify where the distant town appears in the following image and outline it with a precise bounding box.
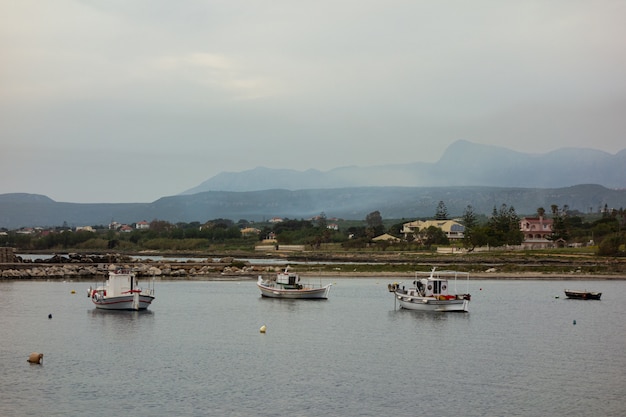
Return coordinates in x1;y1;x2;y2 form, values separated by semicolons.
2;202;624;257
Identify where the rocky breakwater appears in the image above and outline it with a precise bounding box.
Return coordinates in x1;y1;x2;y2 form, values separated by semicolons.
1;253;266;279
1;264;101;279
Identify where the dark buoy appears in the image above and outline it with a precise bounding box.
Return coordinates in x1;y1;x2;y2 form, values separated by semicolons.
48;314;52;319
573;320;576;325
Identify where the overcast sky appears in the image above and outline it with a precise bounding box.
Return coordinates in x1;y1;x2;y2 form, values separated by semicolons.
1;1;625;203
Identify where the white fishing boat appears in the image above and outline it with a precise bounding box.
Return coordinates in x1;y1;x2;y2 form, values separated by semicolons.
391;267;471;312
257;267;331;299
88;266;155;310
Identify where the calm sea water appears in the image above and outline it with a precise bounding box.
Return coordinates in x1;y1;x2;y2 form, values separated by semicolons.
1;277;624;417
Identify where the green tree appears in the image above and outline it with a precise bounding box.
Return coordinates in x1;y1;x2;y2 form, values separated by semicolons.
590;217;619;241
346;226;366;239
387;221;406;238
316;212;327;230
597;234;624;256
487;204;523;246
548;205;569;243
423;226;449;247
469;226;490;249
366;210;383;228
149;219;174;233
365;211;384;237
461;205;479;249
435;201;448;220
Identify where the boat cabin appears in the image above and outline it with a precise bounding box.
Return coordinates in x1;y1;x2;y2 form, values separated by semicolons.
277;272;300;287
417;278;450;297
104;269;139;297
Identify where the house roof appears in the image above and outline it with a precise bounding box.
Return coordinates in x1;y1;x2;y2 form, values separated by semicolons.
373;233;401;242
403;219;465;233
521;217;554;225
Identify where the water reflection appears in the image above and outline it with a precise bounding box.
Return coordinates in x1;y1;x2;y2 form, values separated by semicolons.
257;296;316;314
87;308;154;336
87;308;154;318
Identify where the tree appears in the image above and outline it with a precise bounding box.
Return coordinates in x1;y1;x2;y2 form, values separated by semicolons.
461;205;477;229
149;219;174;233
387;221;406;238
469;226;490;249
365;211;384;237
487;204;523;246
461;205;479;249
366;210;383;229
597;234;624;256
435;201;448;220
602;204;609;218
316;212;327;230
548;204;569;243
423;226;449;247
346;226;366;239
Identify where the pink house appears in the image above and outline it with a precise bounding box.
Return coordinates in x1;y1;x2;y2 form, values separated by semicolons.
520;216;553;249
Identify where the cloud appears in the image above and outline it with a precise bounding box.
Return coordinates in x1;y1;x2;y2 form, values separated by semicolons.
150;52;280;101
1;0;625;203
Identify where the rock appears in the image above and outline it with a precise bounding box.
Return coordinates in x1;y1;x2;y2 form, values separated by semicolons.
147;266;162;276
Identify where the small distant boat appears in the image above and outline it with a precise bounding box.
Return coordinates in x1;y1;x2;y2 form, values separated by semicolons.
564;289;602;300
88;267;155;310
391;267;471;312
257;267;331;299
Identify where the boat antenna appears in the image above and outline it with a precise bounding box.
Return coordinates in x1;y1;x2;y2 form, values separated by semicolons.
430;266;437;278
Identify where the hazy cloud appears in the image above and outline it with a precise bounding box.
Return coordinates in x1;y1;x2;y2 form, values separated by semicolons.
1;0;625;202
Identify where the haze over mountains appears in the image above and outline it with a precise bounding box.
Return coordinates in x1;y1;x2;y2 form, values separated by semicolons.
1;141;625;229
182;140;626;193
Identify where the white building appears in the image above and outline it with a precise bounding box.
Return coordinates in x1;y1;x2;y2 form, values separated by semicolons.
401;219;465;241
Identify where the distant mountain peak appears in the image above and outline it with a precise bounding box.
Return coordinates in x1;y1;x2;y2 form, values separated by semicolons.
180;141;626;194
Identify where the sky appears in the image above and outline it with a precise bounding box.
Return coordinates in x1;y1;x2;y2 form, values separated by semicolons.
1;0;625;203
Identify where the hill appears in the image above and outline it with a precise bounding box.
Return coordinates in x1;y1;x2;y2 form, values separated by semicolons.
1;185;624;229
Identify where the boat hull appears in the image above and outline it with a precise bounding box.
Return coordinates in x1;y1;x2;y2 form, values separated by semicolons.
395;293;469;312
92;294;155;310
564;290;601;300
257;280;331;299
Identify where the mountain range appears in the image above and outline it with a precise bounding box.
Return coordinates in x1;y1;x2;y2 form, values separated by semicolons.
1;141;625;229
182;140;626;193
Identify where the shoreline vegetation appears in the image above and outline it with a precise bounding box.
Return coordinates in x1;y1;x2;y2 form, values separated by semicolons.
1;249;625;280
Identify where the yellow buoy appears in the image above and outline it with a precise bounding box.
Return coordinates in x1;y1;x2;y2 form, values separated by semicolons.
71;290;76;294
259;325;267;333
